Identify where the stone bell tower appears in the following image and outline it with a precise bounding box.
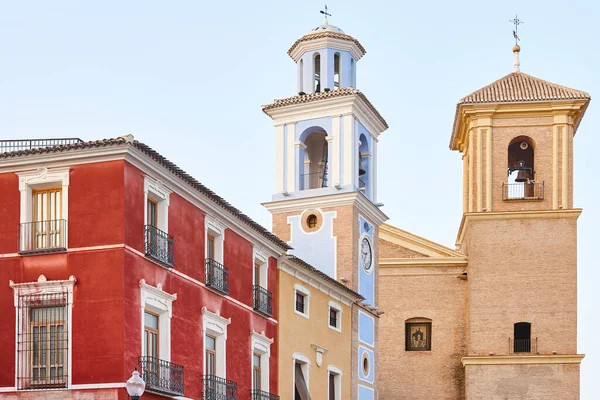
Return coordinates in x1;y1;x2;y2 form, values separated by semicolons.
262;14;388;400
452;44;590;399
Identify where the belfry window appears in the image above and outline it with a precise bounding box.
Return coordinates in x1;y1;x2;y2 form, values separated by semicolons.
504;136;542;200
300;130;328;190
350;58;355;87
334;53;341;89
299;59;304;93
314;53;321;93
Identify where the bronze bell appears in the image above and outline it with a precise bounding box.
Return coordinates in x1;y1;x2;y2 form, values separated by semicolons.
359;165;366;176
515;169;528;182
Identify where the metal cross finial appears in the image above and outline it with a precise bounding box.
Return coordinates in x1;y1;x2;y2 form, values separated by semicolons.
510;15;524;45
320;5;331;23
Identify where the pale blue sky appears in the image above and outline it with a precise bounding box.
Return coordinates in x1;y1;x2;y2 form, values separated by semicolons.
1;0;598;397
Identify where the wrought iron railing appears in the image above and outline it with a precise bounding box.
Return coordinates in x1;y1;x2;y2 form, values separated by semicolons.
206;258;229;295
251;389;280;400
144;225;174;267
300;172;327;190
138;356;184;396
19;219;67;253
0;138;83;153
502;182;544;200
253;285;273;317
509;337;538;354
202;375;238;400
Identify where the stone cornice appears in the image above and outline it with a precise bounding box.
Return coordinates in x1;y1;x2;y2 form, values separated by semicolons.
461;354;585;367
379;257;468;267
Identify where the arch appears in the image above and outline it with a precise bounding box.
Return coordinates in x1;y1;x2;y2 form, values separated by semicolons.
313;53;321;93
299;59;304;92
405;317;432;351
299;127;329;190
334;52;341;89
513;322;531;353
358;133;370;191
507;136;537;198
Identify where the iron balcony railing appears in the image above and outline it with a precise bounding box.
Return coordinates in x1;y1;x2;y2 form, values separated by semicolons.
144;225;174;267
502;182;544;200
251;389;280;400
138;356;184;397
0;138;83;154
300;172;327;190
19;219;67;254
253;285;273;317
509;337;538;354
202;375;238;400
206;258;229;295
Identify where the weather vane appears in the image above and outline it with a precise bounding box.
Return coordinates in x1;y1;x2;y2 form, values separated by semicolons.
320;5;331;23
510;15;524;45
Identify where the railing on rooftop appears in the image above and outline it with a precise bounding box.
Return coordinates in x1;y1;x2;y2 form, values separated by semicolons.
0;138;83;154
253;285;273;317
300;172;327;190
19;219;67;254
202;375;238;400
138;356;184;397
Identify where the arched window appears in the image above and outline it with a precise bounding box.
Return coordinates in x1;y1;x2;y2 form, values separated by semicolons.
513;322;531;353
299;59;304;93
358;133;370;192
313;53;321;93
505;136;539;200
405;318;432;351
334;53;341;89
350;58;355;87
301;130;328;190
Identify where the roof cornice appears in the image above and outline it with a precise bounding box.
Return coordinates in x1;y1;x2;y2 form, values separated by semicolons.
379;223;464;258
288;32;366;61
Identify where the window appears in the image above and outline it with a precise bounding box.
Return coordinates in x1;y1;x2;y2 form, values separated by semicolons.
294;284;310;318
328;301;342;332
299;59;304;92
205;215;225;264
12;274;76;390
307;214;317;228
144;177;173;266
206;334;216;375
253;353;261;391
513;322;532;353
139;279;177;363
293;353;310;400
313;53;321;92
350;58;355;87
207;234;215;260
333;52;341;89
147;199;158;228
327;366;342;400
405;319;432;351
251;331;274;395
17;167;70;253
202;308;231;379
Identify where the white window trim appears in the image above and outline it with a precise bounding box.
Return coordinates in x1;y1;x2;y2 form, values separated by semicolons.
327;365;343;400
253;247;268;289
328;301;342;333
251;331;274;392
292;352;311;400
139;279;177;362
202;307;231;378
144;176;171;233
17;167;71;245
294;284;310;319
10;274;77;389
205;214;225;264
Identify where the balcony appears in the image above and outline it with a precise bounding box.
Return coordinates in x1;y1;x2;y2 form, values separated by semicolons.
251;390;280;400
502;182;544;201
138;356;184;397
202;375;238;400
0;138;83;154
509;337;538;354
300;172;327;191
253;285;273;317
206;258;229;295
144;225;174;267
19;219;67;254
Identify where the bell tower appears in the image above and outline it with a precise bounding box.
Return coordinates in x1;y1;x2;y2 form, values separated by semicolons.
262;14;387;400
452;43;590;399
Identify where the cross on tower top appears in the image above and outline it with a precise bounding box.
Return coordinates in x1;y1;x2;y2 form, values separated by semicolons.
320;5;331;24
510;15;524;45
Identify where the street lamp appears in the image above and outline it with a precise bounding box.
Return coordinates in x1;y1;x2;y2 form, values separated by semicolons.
125;369;145;400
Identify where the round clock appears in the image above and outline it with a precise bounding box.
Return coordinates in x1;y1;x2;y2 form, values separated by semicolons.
361;237;373;273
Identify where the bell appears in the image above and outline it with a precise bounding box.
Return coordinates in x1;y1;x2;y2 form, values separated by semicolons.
515;169;528;183
359;165;366;176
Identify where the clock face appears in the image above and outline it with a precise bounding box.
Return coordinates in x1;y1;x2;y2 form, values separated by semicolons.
361;237;373;273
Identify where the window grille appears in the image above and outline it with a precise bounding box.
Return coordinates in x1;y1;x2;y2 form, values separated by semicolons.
17;293;69;390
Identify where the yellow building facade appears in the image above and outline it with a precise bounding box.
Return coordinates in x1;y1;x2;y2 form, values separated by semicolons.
277;256;369;400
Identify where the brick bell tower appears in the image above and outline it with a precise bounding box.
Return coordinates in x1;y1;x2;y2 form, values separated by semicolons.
452;43;590;399
262;13;388;400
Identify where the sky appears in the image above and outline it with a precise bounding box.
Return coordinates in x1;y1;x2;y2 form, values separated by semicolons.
1;0;598;397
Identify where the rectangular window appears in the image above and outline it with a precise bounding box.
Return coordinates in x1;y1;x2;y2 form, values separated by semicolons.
207;234;215;260
144;311;159;359
329;308;338;328
329;373;335;400
253;353;261;391
254;263;261;287
147;199;158;227
405;322;432;351
295;293;305;314
205;334;216;375
31;188;63;250
17;293;68;389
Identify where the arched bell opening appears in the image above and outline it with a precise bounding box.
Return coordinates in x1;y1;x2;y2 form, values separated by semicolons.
358;134;370;193
505;136;539;199
313;53;321;93
299;128;329;190
334;52;341;90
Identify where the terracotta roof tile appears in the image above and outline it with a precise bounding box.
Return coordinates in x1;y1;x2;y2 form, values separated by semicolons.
459;72;590;104
262;88;388;129
287;255;364;300
0;138;291;251
288;31;366;58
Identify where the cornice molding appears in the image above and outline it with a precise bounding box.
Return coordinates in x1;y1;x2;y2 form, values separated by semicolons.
289;36;365;61
461;354;585;367
379;224;464;258
379;257;468;267
456;209;582;247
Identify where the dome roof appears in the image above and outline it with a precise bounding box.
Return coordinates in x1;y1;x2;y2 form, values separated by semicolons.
307;22;345;35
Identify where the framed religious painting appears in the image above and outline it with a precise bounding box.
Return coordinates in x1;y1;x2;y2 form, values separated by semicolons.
405;322;432;351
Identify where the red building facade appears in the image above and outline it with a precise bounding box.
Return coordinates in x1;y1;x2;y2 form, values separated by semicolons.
0;137;287;400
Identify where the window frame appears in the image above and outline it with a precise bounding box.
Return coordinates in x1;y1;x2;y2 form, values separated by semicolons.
292;352;310;400
328;301;342;333
294;284;310;319
144;176;171;234
405;320;432;351
139;279;177;363
143;310;160;359
205;215;225;265
202;308;231;378
327;365;342;400
251;331;273;393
